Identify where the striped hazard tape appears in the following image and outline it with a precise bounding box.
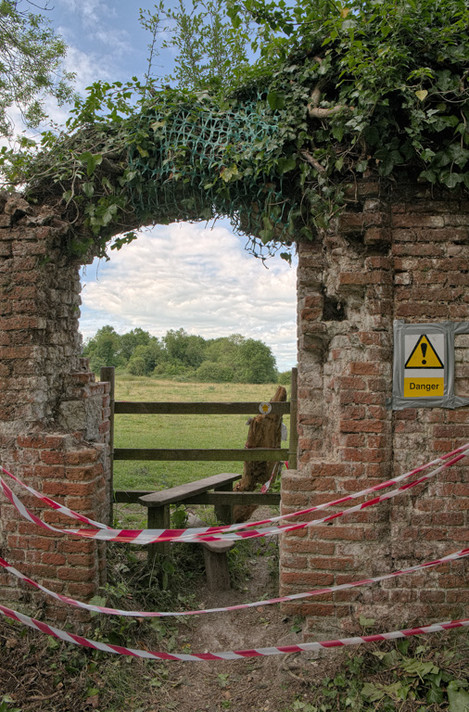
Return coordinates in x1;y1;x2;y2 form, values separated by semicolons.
0;445;469;544
0;603;467;661
0;548;467;618
2;443;468;544
4;442;468;537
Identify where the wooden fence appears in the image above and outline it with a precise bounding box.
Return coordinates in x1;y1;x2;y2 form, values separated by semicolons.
100;367;298;516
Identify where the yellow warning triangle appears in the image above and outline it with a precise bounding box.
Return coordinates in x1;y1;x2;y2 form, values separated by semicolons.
405;335;444;369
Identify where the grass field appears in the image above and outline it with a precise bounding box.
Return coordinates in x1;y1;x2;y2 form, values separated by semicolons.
113;376;291;493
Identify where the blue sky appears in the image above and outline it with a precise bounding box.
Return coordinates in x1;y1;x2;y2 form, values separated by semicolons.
34;0;298;371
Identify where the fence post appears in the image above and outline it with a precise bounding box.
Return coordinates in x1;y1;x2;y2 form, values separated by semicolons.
101;366;115;525
289;367;298;469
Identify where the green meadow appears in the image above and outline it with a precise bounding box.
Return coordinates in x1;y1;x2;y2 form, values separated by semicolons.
113;376;291;493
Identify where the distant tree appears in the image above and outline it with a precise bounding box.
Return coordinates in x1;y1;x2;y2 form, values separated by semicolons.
82;325;123;373
235;338;277;383
196;360;234;382
277;370;292;386
119;328;152;362
128;339;164;375
127;355;147;376
163;328;206;369
82;326;279;383
0;0;75;137
205;334;243;366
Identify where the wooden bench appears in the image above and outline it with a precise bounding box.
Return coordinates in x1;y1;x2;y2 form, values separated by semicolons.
139;473;241;590
137;472;280;590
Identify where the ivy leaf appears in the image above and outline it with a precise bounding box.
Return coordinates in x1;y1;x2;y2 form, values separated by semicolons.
442;172;462;188
415;89;428;101
220;165;240;182
359;615;375;629
88;595;107;617
267;91;285;110
82;182;94;198
448;683;469;712
111;232;137;251
400;659;439;678
361;683;385;702
79;151;103;177
427;685;444;705
277;156;296;173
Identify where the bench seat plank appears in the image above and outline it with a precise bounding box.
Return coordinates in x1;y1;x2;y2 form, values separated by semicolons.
139;472;241;507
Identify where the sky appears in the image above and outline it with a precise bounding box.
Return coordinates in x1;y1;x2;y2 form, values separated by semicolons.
22;0;298;371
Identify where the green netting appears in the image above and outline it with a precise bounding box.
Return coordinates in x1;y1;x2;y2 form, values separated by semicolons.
127;94;297;247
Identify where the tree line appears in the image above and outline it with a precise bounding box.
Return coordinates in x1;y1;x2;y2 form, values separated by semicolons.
82;326;290;384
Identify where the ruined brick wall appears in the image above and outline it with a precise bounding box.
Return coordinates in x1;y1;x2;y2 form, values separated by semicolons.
281;179;469;637
0;193;111;619
1;182;467;635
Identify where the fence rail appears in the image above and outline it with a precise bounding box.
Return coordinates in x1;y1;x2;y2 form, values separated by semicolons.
114;401;291;415
113;447;290;462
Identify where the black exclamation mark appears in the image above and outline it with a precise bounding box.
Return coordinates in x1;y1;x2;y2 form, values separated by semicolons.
421;342;427;365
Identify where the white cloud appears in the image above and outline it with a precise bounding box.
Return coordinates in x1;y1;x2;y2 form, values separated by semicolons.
57;0;114;26
80;222;298;370
64;45;113;89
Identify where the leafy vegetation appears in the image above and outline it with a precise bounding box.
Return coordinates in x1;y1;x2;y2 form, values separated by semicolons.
140;0;253;92
83;325;280;382
0;0;75;137
283;633;469;712
2;0;467;263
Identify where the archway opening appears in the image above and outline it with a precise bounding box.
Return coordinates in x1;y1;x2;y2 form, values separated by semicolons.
79;218;297;526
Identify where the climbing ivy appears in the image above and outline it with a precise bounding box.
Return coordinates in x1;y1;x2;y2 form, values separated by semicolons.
1;0;468;261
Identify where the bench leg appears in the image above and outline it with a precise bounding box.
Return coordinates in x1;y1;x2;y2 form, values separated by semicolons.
214;482;234;525
147;505;170;563
202;548;231;591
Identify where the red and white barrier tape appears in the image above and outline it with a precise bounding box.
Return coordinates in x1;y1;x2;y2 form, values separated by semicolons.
0;603;466;661
0;548;467;618
2;444;468;544
3;442;468;538
0;466;110;530
260;461;284;493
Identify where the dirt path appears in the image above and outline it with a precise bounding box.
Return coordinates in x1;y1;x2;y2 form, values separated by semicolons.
1;516;333;712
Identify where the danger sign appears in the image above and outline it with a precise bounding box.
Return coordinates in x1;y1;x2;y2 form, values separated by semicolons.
392;321;469;410
404;333;445;397
405;335;444;369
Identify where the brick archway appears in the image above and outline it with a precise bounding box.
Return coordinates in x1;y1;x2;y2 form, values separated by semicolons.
1;179;468;633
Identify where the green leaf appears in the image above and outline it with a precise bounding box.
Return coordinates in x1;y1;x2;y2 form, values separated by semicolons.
89;595;107;607
277;156;296;173
359;615;375;628
361;683;385;702
415;89;428;101
79;151;103;177
396;638;411;655
420;168;437;184
448;683;469;712
427;685;444;705
111;232;137;251
82;181;94;198
267;91;285;110
220;164;240;182
442;172;462;188
400;659;438;678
